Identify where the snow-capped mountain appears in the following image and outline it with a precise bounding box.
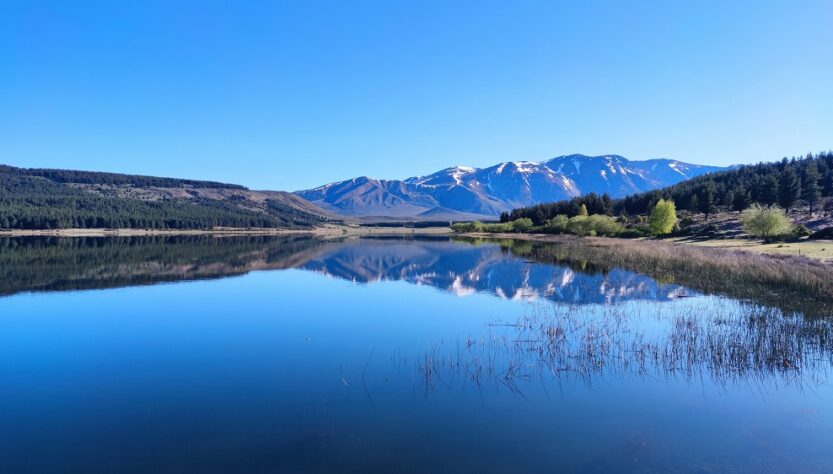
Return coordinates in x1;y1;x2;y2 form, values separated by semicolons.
296;154;725;219
544;155;721;197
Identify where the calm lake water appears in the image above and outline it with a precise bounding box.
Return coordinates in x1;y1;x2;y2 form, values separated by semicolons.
0;235;831;473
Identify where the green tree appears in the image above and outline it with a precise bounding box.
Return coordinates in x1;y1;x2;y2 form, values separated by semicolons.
741;204;792;241
778;167;801;210
698;181;716;219
731;189;751;213
687;194;699;213
821;161;833;196
817;159;833;196
648;199;677;236
578;204;589;216
758;174;779;206
533;208;547;226
801;162;821;212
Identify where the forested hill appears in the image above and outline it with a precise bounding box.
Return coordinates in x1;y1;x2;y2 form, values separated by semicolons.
505;152;833;224
0;165;335;230
0;165;248;190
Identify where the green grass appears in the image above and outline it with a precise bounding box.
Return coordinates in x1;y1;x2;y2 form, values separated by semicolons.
677;238;833;262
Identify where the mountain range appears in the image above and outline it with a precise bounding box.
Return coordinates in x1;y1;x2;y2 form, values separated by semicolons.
296;154;725;220
1;154;726;230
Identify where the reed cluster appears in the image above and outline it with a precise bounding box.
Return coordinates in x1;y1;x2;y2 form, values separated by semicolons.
416;302;833;398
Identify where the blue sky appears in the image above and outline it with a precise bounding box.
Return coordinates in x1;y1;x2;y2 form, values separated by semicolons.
1;1;831;190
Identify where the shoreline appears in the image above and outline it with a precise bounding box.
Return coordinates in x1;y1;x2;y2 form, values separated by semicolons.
4;226;828;262
0;225;454;238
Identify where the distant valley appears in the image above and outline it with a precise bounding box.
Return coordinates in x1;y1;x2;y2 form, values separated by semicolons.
296;154;725;220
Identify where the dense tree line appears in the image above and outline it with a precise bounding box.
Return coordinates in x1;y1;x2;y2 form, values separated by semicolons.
500;192;615;224
0;167;326;229
0;165;247;189
504;152;833;225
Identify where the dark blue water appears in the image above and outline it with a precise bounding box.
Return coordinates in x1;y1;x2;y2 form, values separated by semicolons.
0;236;831;473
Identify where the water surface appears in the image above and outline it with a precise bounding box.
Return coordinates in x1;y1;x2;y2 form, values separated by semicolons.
0;236;831;473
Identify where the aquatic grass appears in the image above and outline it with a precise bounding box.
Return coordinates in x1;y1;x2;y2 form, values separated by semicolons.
415;302;833;398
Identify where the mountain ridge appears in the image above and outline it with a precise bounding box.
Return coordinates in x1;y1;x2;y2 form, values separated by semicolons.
297;154;725;219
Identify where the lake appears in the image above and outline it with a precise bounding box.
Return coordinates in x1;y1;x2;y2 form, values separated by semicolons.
0;235;831;473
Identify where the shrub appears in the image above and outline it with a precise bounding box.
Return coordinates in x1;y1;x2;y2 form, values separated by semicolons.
565;216;590;236
565;214;622;237
542;215;569;234
511;218;534;233
481;222;513;233
586;215;623;236
460;214;621;237
453;220;531;233
451;221;485;233
809;226;833;240
790;224;812;240
741;204;792;240
648;199;677;236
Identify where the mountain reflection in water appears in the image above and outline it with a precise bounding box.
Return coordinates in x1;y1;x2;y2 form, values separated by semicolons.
0;235;690;306
300;238;690;305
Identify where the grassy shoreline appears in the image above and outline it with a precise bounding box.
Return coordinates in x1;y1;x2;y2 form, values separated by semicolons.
464;230;833;263
674;237;833;263
4;225;826;262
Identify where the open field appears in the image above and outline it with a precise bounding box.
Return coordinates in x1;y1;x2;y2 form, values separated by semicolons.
676;238;833;263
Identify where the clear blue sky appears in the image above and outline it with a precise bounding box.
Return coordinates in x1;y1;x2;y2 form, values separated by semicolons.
1;1;831;191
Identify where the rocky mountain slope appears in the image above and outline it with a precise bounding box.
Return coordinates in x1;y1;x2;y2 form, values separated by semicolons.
297;154;724;219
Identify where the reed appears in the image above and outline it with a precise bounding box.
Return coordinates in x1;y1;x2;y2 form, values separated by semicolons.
416;302;833;398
